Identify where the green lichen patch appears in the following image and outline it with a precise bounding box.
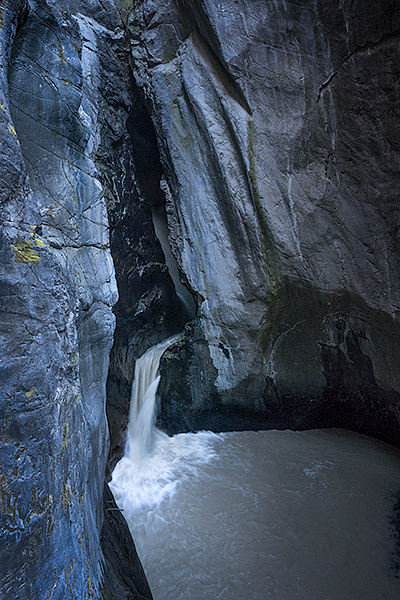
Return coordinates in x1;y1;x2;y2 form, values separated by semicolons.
25;387;37;399
87;573;96;599
13;239;40;264
65;558;75;591
28;230;50;251
0;3;6;33
180;133;192;150
34;237;46;247
7;123;16;136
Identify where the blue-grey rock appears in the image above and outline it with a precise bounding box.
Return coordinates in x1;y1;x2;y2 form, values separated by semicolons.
0;1;152;598
1;0;399;598
128;0;400;445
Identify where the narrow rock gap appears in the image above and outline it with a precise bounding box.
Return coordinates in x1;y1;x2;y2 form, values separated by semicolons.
105;81;196;474
126;92;196;320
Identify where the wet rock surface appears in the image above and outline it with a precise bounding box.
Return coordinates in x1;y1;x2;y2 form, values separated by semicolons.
0;1;152;598
129;0;400;445
1;0;399;598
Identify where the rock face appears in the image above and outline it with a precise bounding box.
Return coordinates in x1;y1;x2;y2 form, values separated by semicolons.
122;0;400;446
0;1;152;598
0;0;399;598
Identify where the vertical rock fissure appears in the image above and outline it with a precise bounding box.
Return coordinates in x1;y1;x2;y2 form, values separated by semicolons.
125;92;196;319
104;79;196;473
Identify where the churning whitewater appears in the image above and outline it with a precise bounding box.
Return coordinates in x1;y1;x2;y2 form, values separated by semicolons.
110;336;221;511
109;339;400;600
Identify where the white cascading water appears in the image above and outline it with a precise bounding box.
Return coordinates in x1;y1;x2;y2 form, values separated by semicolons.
110;337;219;511
125;335;180;464
110;338;400;600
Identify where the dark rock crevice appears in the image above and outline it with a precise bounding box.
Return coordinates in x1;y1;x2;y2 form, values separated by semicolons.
101;484;153;600
100;66;196;472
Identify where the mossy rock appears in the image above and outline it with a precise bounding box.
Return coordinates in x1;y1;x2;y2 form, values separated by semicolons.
12;239;40;264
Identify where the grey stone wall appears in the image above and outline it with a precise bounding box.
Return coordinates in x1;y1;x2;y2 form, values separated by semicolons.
126;0;400;444
0;1;152;598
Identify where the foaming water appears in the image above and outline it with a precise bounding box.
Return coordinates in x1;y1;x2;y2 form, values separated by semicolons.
109;340;400;599
110;430;221;513
110;428;400;600
111;335;222;512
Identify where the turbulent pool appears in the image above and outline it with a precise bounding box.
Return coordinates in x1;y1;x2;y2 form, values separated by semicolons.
110;428;400;600
109;340;400;599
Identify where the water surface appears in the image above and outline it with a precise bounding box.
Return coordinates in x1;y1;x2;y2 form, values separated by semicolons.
110;428;400;600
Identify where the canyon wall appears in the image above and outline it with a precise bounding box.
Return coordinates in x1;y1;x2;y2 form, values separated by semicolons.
0;1;152;598
124;0;400;444
0;0;399;598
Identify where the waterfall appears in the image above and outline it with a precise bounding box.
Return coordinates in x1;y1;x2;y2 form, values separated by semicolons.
109;340;400;600
125;335;180;463
109;334;219;512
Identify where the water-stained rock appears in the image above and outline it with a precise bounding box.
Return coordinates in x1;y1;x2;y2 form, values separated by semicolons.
129;0;400;446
